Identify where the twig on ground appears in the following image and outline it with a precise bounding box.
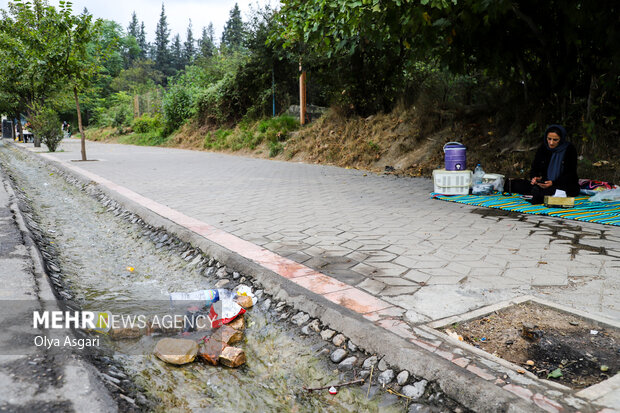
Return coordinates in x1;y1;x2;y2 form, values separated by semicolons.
367;364;374;398
303;379;365;392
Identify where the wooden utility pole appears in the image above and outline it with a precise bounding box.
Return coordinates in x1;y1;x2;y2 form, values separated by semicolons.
133;94;140;118
299;61;307;125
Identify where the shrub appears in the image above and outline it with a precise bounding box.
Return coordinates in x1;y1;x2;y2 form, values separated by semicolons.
132;114;162;133
28;106;63;152
162;84;194;134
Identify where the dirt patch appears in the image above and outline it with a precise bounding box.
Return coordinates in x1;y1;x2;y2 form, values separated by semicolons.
447;302;619;389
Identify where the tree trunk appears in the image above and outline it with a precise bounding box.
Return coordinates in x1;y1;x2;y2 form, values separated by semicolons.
586;74;597;122
16;115;22;141
74;86;87;161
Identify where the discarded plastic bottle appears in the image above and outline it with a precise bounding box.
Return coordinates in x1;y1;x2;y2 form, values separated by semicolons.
169;289;220;307
473;164;485;185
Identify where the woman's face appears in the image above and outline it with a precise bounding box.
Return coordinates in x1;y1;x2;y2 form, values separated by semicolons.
547;132;561;149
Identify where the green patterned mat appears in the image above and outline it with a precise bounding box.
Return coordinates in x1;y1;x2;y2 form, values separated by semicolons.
432;193;620;226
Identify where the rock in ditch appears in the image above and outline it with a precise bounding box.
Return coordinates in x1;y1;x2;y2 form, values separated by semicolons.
338;356;357;371
291;312;310;326
198;339;227;366
330;348;347;363
235;294;254;309
397;370;410;385
363;355;378;369
301;319;320;335
154;338;198;365
219;346;246;368
228;315;245;331
378;357;388;371
378;369;394;386
332;334;346;347
214;325;244;345
260;298;272;311
402;380;427;399
321;329;335;341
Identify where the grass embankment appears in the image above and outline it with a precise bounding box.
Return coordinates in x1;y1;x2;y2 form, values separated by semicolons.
85;108;618;184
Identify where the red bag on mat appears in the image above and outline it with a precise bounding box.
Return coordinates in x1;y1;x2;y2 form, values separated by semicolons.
579;179;616;192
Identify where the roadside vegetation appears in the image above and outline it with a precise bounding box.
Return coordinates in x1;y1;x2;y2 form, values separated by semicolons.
0;0;618;182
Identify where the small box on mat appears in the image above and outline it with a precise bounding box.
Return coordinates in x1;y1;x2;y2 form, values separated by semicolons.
433;169;472;195
544;196;575;208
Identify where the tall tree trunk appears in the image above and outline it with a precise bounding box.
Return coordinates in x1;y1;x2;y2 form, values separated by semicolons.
16;114;22;141
74;85;87;161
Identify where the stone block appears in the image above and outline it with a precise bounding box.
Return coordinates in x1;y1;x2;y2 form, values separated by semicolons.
154;338;198;365
219;346;246;368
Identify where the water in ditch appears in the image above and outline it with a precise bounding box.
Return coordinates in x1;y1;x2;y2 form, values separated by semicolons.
0;144;407;412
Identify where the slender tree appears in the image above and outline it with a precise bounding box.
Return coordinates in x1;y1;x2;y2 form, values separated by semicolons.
171;34;183;71
153;4;171;75
183;19;196;66
127;11;139;38
137;21;148;58
199;23;216;58
221;3;244;52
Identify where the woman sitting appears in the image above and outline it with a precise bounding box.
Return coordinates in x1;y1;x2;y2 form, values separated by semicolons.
528;124;579;204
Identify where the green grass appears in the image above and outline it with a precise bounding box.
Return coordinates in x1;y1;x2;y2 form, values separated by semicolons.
203;115;299;157
118;129;169;146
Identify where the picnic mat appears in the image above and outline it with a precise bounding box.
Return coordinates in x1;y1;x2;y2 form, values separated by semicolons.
432;193;620;226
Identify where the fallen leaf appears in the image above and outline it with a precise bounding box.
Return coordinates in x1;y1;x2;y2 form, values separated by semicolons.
547;368;563;379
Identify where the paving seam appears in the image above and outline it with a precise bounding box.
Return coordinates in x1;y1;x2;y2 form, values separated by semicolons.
14;144;609;412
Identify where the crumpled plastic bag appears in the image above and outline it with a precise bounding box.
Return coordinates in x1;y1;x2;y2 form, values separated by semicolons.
588;188;620;202
208;297;246;329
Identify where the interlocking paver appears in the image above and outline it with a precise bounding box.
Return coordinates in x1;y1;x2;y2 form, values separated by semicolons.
31;140;620;323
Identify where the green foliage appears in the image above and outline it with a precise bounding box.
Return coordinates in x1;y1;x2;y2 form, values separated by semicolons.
132;113;162;133
162;83;196;133
118;129;167;146
92;91;132;128
154;4;174;79
203;115;298;156
28;104;63;152
221;3;245;53
198;23;216;58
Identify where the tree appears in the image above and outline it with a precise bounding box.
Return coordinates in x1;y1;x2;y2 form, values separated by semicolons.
171;34;183;71
221;3;244;52
137;21;148;58
199;23;216;58
183;19;196;66
153;4;172;77
0;0;69;141
271;0;452;114
127;11;139;38
56;4;107;160
28;103;63;152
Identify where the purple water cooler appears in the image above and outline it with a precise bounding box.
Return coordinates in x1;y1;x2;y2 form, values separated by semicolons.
443;142;467;171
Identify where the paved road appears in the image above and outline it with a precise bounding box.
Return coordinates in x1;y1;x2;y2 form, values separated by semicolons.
26;139;620;323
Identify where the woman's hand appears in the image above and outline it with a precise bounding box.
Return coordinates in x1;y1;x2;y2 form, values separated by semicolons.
538;180;553;189
531;176;542;185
